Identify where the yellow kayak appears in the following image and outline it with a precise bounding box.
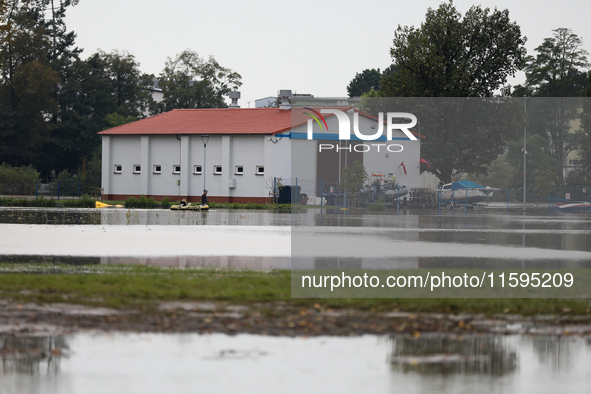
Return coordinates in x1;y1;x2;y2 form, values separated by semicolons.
95;201;124;208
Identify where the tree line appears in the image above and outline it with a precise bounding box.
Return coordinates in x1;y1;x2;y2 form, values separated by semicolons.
347;1;591;188
0;0;241;185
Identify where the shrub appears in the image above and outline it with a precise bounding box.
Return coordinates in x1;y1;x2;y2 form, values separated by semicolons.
61;194;95;208
160;197;171;209
0;197;56;207
367;202;387;212
124;196;140;208
0;163;40;195
146;197;159;208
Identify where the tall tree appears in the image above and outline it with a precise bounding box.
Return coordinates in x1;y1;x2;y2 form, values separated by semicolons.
522;28;589;181
378;1;526;183
382;1;526;98
507;134;561;190
158;50;242;111
578;71;591;177
98;50;155;118
0;0;59;168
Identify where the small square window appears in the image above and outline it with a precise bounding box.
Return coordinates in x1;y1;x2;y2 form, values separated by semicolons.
214;165;222;175
235;165;244;175
114;165;122;174
193;165;202;174
173;165;181;174
153;165;162;174
133;165;141;174
255;165;264;175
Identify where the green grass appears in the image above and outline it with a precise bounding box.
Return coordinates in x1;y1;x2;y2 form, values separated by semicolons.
0;263;589;315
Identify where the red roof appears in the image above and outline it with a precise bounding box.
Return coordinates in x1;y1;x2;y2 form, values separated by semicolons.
99;108;316;136
98;107;422;137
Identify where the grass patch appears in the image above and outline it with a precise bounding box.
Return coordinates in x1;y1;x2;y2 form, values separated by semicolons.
0;263;589;315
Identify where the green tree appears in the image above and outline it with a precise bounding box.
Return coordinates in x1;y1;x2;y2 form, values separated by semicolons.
0;0;60;168
382;1;526;97
578;71;591;175
507;134;561;191
347;68;382;97
44;50;154;177
462;153;513;189
99;50;155;118
158;50;242;111
340;160;368;193
522;28;589;181
377;1;526;183
534;169;558;200
42;53;112;176
525;28;589;97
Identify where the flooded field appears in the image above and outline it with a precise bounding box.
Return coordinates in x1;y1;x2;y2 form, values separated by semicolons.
1;208;590;270
1;208;591;392
1;332;590;394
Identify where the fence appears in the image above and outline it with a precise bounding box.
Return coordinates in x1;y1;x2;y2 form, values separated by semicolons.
277;178;591;214
0;178;102;200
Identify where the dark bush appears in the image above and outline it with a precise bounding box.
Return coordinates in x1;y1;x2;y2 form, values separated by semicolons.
0;163;39;195
160;197;171;209
124;196;141;208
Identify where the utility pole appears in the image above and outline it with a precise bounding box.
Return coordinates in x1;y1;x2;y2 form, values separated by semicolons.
523;96;528;212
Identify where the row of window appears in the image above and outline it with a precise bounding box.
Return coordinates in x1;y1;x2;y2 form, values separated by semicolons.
114;164;264;175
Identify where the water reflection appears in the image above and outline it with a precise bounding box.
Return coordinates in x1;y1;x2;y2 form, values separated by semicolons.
0;208;293;226
2;208;591;271
1;333;590;394
390;335;517;375
0;336;68;374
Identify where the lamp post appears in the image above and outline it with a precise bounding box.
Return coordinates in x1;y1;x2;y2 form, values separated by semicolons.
523;97;528;212
201;135;209;191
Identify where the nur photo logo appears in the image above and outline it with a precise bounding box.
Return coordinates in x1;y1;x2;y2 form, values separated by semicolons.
304;108;418;153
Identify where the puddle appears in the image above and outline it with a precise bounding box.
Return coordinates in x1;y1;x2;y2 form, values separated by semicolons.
1;332;589;394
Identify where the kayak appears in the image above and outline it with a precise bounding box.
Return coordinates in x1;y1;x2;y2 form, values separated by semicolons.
170;204;209;211
96;201;124;208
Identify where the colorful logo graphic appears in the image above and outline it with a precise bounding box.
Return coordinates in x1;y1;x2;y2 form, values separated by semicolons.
303;107;328;131
305;108;418;142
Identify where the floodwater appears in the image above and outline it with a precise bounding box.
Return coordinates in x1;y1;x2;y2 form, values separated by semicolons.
2;208;591;392
1;208;591;270
293;211;591;268
1;332;590;394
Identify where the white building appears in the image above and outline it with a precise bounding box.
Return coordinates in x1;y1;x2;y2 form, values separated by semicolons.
99;102;422;203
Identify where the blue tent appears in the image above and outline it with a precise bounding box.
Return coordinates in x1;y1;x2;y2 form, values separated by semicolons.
449;181;485;190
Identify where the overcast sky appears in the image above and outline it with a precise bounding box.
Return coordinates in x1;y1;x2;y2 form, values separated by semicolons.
65;0;591;107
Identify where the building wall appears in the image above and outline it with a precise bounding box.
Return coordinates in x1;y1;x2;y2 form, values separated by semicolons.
101;134;292;203
147;135;182;197
106;135;142;195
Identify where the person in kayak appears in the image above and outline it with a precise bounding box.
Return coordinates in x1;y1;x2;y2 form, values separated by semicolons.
180;198;191;207
201;190;208;206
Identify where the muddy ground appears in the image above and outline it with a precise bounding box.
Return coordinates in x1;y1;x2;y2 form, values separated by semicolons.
2;301;591;337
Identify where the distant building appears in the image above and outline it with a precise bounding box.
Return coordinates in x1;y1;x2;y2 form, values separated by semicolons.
255;96;276;108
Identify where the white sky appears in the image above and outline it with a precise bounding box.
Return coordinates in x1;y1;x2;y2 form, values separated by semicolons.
65;0;591;107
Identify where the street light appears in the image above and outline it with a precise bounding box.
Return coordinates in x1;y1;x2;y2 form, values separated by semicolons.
201;135;209;192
